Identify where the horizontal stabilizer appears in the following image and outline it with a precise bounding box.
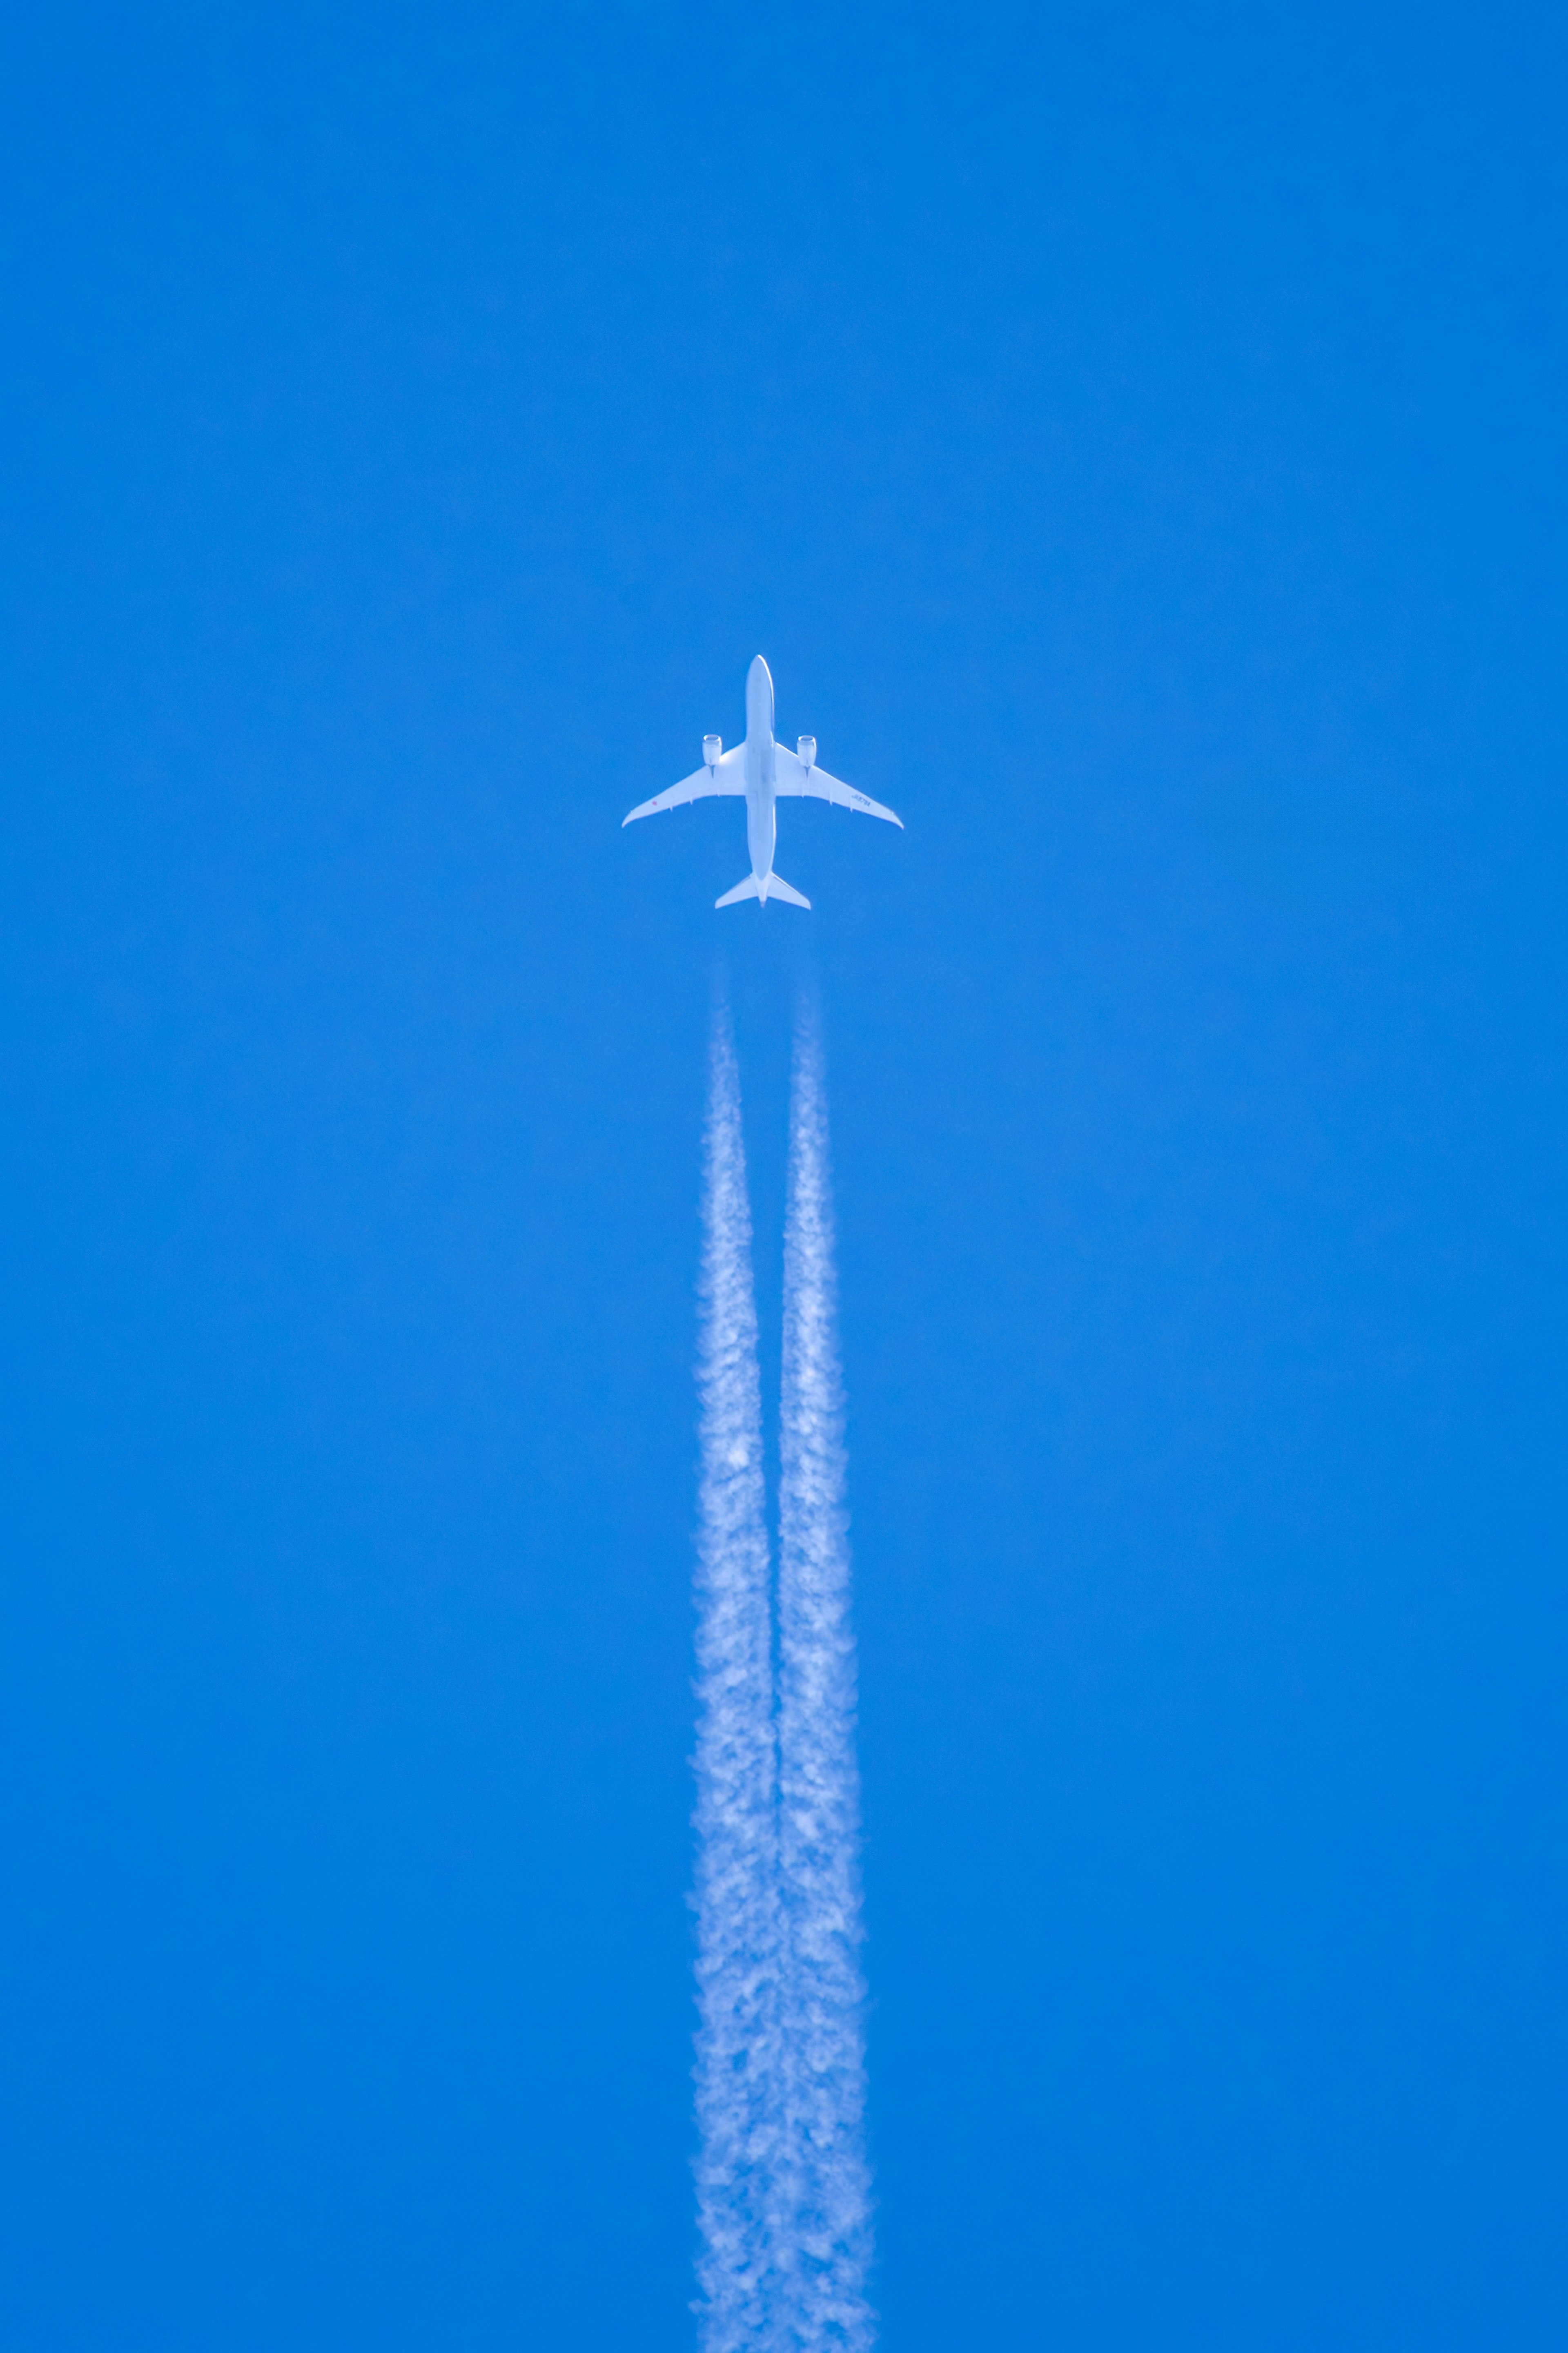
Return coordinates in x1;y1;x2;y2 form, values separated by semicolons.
714;871;813;910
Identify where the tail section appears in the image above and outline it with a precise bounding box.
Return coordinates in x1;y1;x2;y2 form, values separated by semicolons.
715;870;812;910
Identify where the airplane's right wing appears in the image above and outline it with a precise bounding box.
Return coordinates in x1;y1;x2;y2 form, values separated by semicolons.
773;743;903;826
623;746;746;825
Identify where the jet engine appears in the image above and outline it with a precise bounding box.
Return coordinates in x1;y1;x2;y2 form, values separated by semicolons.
703;734;722;767
797;734;817;772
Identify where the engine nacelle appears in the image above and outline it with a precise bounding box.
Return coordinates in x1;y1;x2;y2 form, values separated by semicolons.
797;734;817;772
703;734;722;767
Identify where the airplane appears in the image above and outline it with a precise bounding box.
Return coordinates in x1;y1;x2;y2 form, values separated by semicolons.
621;655;902;908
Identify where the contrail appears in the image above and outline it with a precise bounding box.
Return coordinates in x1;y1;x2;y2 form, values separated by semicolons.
775;1004;876;2351
690;1005;783;2353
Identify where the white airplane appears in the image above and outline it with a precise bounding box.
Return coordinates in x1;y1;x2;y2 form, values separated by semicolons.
621;655;902;908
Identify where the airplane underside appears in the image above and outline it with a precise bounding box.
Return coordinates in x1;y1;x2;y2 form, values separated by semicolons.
620;655;902;910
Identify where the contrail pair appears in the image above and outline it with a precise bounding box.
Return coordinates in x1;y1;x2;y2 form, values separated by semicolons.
691;1004;874;2353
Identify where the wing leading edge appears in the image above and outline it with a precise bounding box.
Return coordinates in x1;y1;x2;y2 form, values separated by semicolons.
771;743;902;825
622;746;746;825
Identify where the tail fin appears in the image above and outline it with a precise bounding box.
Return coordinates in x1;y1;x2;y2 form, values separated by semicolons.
715;873;761;908
764;873;811;908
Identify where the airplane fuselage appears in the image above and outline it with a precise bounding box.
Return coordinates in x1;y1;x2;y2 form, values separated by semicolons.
743;653;778;883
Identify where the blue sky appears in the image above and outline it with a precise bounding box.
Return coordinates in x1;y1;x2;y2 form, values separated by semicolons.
1;3;1564;2345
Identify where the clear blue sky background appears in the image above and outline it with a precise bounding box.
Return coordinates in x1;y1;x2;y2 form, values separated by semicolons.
2;4;1564;2346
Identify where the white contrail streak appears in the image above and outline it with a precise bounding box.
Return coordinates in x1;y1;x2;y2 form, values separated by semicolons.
775;1005;876;2351
690;1004;782;2353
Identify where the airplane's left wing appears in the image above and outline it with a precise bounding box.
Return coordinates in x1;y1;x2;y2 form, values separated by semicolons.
623;746;746;825
773;743;903;826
